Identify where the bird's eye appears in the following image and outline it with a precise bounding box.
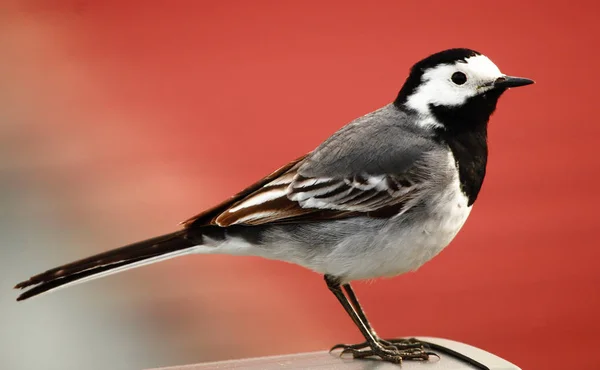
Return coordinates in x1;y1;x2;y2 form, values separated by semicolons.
451;71;467;85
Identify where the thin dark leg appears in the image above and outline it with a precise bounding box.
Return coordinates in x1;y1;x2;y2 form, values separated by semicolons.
342;284;375;334
324;277;382;346
324;275;430;363
330;283;425;353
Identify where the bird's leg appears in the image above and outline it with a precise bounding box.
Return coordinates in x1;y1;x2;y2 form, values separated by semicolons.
324;275;431;363
329;283;425;352
343;284;377;335
328;282;425;353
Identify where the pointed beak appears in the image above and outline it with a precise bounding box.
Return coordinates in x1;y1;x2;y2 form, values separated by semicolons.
493;75;534;89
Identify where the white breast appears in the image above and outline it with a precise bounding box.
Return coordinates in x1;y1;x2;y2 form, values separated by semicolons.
324;154;472;282
393;176;472;273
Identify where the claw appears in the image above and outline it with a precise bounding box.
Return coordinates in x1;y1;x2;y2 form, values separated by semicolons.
330;340;430;364
426;351;440;360
338;347;372;360
329;344;342;353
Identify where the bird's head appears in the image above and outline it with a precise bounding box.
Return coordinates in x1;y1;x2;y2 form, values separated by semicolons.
394;48;533;131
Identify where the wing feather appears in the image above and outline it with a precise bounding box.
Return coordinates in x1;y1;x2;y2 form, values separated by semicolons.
209;168;422;226
182;105;438;229
183;157;424;228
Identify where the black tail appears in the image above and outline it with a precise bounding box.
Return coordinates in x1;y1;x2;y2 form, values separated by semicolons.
15;230;196;301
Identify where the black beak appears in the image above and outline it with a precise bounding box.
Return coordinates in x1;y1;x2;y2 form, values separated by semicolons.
493;75;534;89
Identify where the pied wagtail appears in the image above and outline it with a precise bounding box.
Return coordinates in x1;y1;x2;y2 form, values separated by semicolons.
15;48;533;365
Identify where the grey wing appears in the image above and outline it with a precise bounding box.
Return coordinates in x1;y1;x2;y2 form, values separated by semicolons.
300;104;438;177
290;105;439;212
210;105;442;226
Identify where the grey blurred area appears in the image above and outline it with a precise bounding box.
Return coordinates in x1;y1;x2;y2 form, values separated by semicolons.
1;149;168;369
0;93;185;369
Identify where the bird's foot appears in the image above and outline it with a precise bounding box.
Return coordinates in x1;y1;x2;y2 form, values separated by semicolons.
330;338;435;363
331;337;425;352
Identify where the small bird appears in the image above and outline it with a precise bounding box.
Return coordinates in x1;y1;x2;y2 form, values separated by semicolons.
15;48;533;365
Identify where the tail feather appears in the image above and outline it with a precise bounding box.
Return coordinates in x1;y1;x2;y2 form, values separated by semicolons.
15;230;196;301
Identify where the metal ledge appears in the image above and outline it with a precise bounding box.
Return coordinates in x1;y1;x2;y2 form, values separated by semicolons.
150;337;520;370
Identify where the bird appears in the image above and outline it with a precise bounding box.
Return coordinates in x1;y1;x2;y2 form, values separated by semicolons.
15;48;533;365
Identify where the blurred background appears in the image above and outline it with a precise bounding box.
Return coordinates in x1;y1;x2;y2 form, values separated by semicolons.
1;1;598;369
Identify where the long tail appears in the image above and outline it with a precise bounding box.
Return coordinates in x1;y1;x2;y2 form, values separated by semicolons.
14;230;197;301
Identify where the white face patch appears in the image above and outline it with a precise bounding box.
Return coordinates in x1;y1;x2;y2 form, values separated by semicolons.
405;54;504;121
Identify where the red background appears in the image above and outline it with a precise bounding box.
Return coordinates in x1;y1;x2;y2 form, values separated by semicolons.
1;1;599;370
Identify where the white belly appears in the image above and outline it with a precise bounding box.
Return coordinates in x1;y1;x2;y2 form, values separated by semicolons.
326;176;472;282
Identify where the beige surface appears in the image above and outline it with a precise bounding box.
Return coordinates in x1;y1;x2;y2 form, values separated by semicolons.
150;337;521;370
